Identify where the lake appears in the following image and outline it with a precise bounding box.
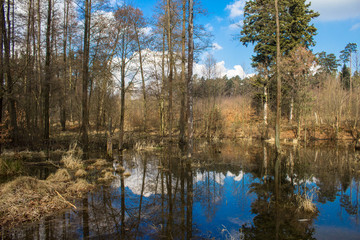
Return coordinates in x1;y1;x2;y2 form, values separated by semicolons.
3;140;360;239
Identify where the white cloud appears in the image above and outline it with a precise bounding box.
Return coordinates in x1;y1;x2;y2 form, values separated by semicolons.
226;0;246;19
212;43;223;50
226;65;246;79
350;22;360;31
229;20;243;30
308;0;360;21
140;27;152;35
216;61;228;76
205;23;214;32
226;0;360;22
216;16;224;22
194;60;248;79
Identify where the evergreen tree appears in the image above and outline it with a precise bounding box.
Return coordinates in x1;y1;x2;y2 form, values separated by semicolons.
317;52;339;74
240;0;319;68
340;64;350;90
340;43;357;93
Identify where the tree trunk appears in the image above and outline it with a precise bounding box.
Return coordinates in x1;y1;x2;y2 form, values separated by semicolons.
289;96;294;122
36;0;41;129
119;54;126;151
297;118;301;140
68;33;73;123
179;0;187;146
0;0;4;151
3;0;18;144
81;0;91;153
187;0;194;158
43;0;52;148
275;0;281;153
166;0;173;140
134;25;147;132
118;29;126;150
60;0;69;131
25;0;33;132
106;117;112;159
263;84;268;125
350;52;352;95
160;17;166;139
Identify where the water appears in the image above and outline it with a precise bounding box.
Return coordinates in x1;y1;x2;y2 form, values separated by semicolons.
2;141;360;239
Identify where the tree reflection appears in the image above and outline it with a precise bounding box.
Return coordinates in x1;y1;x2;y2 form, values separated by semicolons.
241;146;318;240
5;142;360;239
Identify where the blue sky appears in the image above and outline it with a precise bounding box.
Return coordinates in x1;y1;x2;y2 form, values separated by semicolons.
130;0;360;76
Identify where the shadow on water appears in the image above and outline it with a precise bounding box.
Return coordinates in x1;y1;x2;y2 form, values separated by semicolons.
2;140;360;239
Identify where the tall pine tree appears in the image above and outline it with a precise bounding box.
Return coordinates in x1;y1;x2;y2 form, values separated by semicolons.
240;0;319;68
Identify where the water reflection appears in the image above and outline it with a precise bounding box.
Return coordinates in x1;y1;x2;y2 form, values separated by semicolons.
2;141;360;239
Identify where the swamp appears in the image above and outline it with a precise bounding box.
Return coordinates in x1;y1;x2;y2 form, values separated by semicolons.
0;0;360;239
1;140;360;239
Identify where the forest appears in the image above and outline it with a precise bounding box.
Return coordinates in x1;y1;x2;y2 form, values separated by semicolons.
0;0;359;153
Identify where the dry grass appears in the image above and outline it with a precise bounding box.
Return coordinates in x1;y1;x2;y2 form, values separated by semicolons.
0;167;94;227
92;159;109;168
296;194;316;213
61;154;83;170
98;171;115;182
47;169;72;182
67;179;93;197
115;165;125;173
60;143;84;170
0;144;117;228
134;140;157;151
75;169;87;178
1;150;46;160
0;176;66;227
194;96;257;139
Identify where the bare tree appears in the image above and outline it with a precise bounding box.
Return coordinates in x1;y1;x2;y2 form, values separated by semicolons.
275;0;281;152
178;0;187;146
2;0;18;143
187;0;194;157
166;0;174;140
133;9;148;132
81;0;91;153
114;4;140;150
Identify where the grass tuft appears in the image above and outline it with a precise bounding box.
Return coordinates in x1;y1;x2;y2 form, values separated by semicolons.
296;194;316;213
60;143;84;170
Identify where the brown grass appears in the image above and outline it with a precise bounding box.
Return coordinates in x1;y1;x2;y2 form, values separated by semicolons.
98;171;115;182
67;179;93;197
115;166;125;173
0;145;116;228
0;177;66;227
0;168;94;227
75;169;87;178
1;150;46;160
92;159;109;168
60;143;84;170
296;194;316;213
47;169;72;182
134;140;157;151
